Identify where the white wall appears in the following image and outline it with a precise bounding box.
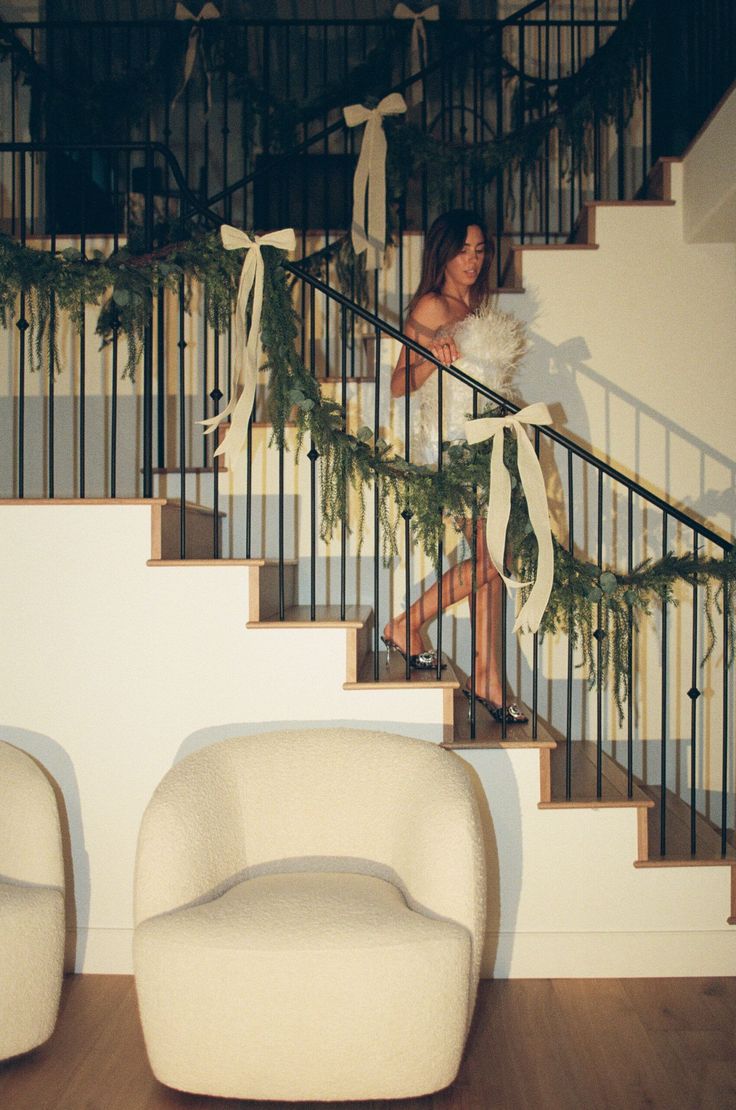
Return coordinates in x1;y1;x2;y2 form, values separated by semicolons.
1;502;733;977
506;159;736;542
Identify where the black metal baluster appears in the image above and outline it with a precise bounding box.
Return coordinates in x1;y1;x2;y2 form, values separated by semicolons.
627;487;634;797
593;0;601;200
222;58;231;224
403;342;413;683
142;146;154;499
211;334;221;560
371;318;382;679
201;291;209;469
110;149;122;498
436;364;444;683
48;146;56;499
532;427;541;738
596;468;604;797
721;576;730;858
660;511;669;855
79;155;87;499
689;532;700;854
17;153;27;499
178;277;187;558
157;287;166;471
469;390;479;739
340;306;348;621
519;19;526;244
309;286;318;619
245;398;253;561
557;24;563;239
544;3;551;242
111;309;119;499
495;25;504;285
566;450;575;798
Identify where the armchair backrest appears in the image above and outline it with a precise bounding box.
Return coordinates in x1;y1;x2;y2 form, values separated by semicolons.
135;728;486;989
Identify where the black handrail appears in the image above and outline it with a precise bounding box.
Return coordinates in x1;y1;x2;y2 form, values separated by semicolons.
285;258;732;556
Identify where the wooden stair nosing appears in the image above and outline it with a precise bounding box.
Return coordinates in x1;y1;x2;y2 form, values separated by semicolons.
444;688;556;750
639;784;736;868
544;738;654;811
247;604;373;629
593;744;736;868
148;556;298;567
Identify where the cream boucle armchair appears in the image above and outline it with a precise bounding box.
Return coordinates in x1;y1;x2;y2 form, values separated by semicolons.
0;741;65;1061
134;727;486;1101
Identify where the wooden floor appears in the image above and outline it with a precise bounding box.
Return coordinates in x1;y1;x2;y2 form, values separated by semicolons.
1;975;735;1110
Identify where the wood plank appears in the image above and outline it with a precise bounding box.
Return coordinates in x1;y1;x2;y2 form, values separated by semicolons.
446;689;555;749
247;604;372;630
545;739;653;808
344;649;459;690
2;976;735;1109
641;786;736;866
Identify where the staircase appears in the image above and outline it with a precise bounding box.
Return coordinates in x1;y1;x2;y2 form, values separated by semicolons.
0;4;734;976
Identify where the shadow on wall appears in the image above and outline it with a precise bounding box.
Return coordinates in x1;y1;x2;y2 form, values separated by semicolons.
0;726;89;973
172;719;508;980
512;292;736;540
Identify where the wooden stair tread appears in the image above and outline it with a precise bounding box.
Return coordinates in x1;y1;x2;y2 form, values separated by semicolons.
151;466;224;475
344;649;459;690
147;557;298;567
444;688;555;748
248;604;372;629
316;374;375;383
638;785;736;866
542;739;653;808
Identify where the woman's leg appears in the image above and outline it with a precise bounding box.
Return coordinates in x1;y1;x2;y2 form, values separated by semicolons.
383;519;503;696
470;577;504;705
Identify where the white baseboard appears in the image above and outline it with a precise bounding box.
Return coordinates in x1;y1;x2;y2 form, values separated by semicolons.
483;929;736;978
74;925;736;978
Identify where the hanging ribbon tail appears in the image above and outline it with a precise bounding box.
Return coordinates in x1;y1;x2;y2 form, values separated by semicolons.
393;4;440;104
171;23;199;109
344;94;406;269
171;4;220;112
199;225;296;465
465;402;554;634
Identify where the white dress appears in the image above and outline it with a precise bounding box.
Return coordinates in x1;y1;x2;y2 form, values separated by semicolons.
402;305;526;467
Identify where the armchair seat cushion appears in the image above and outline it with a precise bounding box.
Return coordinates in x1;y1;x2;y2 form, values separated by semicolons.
135;871;472;1101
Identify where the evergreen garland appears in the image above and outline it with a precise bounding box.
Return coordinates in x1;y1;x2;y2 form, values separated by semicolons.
255;246;735;722
0;226;733;706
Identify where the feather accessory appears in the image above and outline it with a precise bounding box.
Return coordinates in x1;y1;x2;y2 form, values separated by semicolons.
453;301;528;397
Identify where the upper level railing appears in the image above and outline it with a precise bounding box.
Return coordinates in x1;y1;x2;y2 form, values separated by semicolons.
1;2;647;283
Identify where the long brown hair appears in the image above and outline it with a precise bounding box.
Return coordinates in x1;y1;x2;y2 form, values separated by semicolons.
407;209;494;317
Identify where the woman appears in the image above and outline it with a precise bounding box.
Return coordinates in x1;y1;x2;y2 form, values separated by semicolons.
382;209;527;724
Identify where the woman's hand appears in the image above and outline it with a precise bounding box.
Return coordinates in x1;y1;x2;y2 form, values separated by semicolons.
426;336;460;365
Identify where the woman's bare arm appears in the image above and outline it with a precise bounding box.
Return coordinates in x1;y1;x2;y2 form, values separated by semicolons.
390;294;462;398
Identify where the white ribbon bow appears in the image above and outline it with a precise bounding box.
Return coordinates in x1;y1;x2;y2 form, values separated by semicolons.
393;3;440;105
343;93;407;269
172;2;220;114
465;403;554;634
200;225;296;467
